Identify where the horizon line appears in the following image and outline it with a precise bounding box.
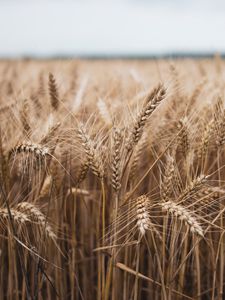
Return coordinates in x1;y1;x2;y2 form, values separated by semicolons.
0;52;224;60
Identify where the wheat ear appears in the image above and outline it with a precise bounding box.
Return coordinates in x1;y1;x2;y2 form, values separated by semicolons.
0;208;30;224
180;174;207;200
16;202;56;240
9;142;50;159
97;98;112;126
126;84;166;152
177;117;190;156
111;128;122;192
20;98;31;135
48;73;60;111
198;119;215;159
136;195;152;236
40;122;61;145
129;132;148;181
161;200;204;237
161;154;175;201
77;124;104;178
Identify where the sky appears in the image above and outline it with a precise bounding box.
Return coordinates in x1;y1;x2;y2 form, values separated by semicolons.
0;0;225;57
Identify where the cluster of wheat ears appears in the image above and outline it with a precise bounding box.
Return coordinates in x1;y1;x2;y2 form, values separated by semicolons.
0;58;225;299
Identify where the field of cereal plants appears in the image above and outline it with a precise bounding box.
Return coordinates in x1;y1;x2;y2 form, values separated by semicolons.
0;58;225;299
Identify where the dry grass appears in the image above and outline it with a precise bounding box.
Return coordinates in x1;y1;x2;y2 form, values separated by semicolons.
0;57;225;299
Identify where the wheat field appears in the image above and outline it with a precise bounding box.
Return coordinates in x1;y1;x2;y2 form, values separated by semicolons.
0;57;225;299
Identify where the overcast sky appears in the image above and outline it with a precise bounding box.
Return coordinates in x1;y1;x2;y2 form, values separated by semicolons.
0;0;225;57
